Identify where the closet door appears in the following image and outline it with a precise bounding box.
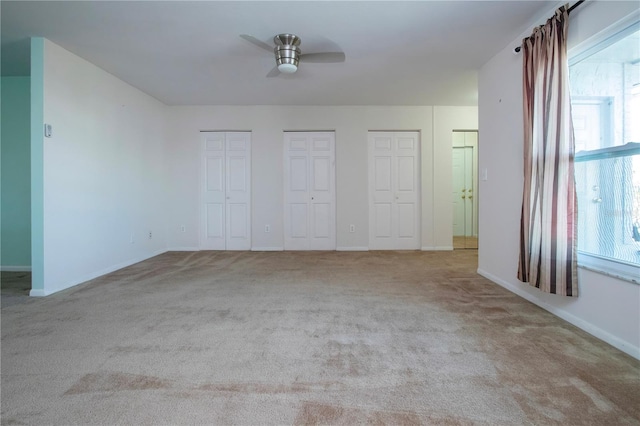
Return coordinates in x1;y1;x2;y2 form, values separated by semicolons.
284;132;336;250
368;131;420;250
201;132;251;250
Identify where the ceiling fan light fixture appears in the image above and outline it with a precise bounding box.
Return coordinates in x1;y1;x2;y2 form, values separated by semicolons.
274;44;301;74
278;63;298;74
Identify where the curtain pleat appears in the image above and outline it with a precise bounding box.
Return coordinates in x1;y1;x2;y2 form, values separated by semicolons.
518;5;578;297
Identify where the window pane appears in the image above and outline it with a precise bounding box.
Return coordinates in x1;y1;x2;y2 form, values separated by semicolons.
575;154;640;265
570;24;640;269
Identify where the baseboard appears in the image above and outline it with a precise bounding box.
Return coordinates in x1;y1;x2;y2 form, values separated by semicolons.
166;247;199;252
336;247;369;251
422;246;454;251
477;268;640;361
1;265;32;272
31;249;168;297
251;247;284;251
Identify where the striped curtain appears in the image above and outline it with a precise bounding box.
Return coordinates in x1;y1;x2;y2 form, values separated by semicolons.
518;5;578;297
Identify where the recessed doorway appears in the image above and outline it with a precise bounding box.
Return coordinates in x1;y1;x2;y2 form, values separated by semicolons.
452;131;478;249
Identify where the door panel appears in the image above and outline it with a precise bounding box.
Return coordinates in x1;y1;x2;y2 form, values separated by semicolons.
312;203;330;238
290;157;308;191
206;158;223;191
397;203;415;238
284;132;336;250
313;157;331;191
227;157;246;191
375;157;392;191
290;204;308;238
368;132;420;250
397;157;415;191
206;203;224;238
374;203;392;238
201;132;251;250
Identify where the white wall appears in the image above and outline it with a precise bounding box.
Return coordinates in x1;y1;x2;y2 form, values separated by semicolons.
38;39;167;295
478;1;640;359
165;105;477;252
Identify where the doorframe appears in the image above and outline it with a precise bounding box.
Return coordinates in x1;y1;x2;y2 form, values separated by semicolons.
451;130;478;248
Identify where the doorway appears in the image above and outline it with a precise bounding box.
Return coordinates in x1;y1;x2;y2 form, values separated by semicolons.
452;131;478;249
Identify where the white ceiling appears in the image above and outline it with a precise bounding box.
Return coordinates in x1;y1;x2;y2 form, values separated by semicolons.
1;1;557;106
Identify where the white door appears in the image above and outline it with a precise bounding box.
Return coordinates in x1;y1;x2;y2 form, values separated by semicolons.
284;132;336;250
368;131;420;250
201;132;251;250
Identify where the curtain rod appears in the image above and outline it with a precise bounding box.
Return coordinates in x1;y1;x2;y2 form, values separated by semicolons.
513;0;585;53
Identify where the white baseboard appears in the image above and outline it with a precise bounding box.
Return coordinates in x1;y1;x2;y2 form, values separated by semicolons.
166;247;199;252
477;268;640;361
336;247;369;251
1;265;32;272
251;247;284;251
422;246;453;251
30;249;168;297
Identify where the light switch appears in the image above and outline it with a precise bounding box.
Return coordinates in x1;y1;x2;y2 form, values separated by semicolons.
44;124;52;138
481;168;488;181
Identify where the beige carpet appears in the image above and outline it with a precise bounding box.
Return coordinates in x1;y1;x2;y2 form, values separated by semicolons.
1;250;639;425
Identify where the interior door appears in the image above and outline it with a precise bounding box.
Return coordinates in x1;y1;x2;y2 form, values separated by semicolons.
284;132;336;250
368;131;420;250
201;132;251;250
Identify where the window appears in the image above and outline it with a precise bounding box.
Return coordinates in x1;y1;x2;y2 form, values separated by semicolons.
569;19;640;282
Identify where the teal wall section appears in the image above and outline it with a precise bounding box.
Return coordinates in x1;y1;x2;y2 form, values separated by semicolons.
1;76;31;269
30;38;45;294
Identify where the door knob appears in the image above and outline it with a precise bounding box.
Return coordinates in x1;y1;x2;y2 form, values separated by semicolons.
468;195;473;200
592;197;602;203
461;195;466;199
461;189;466;192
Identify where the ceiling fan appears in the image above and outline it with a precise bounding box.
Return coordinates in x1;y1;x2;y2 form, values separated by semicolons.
240;34;346;77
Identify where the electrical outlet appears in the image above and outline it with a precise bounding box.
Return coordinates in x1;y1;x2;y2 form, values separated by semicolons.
148;231;152;239
265;225;271;233
349;224;355;233
130;234;134;244
180;225;186;232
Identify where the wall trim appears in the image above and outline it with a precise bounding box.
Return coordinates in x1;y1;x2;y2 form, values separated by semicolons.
336;247;369;251
251;247;284;251
1;266;32;272
422;246;454;251
166;247;199;252
477;268;640;361
31;249;167;297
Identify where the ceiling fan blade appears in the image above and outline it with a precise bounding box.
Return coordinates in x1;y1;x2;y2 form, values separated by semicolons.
300;52;346;63
240;34;273;53
266;66;281;78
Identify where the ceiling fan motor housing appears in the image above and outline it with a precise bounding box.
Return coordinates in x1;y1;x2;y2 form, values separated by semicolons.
274;34;301;72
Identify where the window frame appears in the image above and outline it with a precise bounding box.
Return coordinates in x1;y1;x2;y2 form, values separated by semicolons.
568;15;640;284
